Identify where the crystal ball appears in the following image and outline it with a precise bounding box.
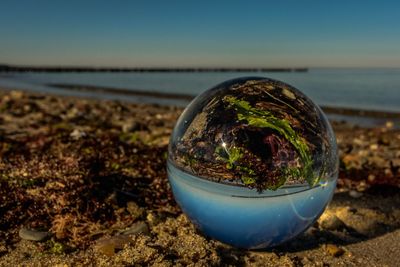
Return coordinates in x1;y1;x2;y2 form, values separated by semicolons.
167;77;338;249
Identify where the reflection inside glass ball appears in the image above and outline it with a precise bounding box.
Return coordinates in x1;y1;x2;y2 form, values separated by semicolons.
167;77;338;249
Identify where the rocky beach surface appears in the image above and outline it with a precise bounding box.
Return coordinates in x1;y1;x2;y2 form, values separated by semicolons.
0;90;399;266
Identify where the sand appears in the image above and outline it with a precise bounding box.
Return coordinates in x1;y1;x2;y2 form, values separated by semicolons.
0;90;399;266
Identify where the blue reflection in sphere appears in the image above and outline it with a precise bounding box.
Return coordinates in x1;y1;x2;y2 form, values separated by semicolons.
168;77;338;249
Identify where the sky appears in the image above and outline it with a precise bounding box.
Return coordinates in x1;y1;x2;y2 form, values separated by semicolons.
0;0;399;68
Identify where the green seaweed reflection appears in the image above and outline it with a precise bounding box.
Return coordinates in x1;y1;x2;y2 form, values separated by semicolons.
223;96;317;188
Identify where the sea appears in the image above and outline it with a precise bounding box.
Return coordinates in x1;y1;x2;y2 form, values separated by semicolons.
0;68;400;113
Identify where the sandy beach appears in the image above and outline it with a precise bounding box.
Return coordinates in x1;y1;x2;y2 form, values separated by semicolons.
0;89;399;266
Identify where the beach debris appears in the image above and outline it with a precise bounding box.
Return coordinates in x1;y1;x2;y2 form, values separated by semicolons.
19;228;51;242
121;221;149;235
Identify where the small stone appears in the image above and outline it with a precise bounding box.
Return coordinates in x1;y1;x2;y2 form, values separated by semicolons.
121;221;149;235
335;206;356;221
121;120;148;133
70;129;86;140
325;244;345;257
349;190;363;198
95;235;131;256
367;174;376;182
356;180;368;192
369;144;378;150
352;138;364;146
391;158;400;168
10;90;24;99
0;244;7;254
318;211;345;230
385;121;394;129
65;107;81;119
369;156;386;167
155;136;170;147
378;137;390;145
342;154;362;170
19;228;51;241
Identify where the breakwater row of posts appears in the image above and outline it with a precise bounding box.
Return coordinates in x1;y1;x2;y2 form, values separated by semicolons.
0;65;308;73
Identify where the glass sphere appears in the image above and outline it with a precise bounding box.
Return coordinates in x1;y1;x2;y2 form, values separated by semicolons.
167;77;338;249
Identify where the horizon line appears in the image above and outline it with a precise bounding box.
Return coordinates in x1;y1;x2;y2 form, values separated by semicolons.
1;63;400;69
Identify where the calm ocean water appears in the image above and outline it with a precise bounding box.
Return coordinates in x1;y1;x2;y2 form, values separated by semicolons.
0;68;400;112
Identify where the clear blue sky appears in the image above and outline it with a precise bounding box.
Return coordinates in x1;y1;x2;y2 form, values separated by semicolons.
0;0;399;67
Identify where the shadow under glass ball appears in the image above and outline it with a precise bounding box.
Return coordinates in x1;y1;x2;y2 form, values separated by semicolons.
167;77;338;249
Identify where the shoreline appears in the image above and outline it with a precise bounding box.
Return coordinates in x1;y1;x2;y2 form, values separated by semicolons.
46;84;400;120
36;83;400;118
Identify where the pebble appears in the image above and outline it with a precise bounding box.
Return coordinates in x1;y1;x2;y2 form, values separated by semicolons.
10;90;24;99
70;129;87;140
384;168;392;175
95;235;131;256
324;244;345;257
352;138;364;146
19;228;51;241
0;244;7;254
378;136;390;145
369;156;386;167
121;120;136;133
121;120;148;133
318;211;345;230
367;174;376;182
121;221;149;235
385;121;394;129
349;190;363;198
369;144;378;150
356;180;367;191
335;206;356;221
65;107;81;119
391;158;400;167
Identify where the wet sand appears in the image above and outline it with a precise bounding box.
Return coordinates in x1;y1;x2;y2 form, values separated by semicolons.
0;90;399;266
